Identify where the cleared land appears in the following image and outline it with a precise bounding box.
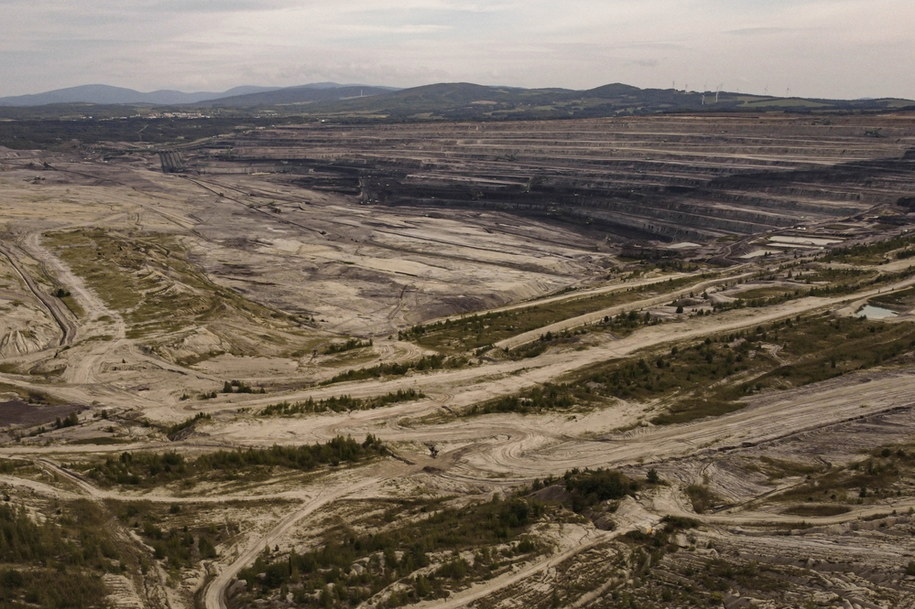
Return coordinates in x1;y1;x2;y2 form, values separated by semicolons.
0;114;914;609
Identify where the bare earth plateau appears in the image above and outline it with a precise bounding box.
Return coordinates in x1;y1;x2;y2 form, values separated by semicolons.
2;112;915;609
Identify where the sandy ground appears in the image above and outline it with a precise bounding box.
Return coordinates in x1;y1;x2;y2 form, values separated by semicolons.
1;118;914;609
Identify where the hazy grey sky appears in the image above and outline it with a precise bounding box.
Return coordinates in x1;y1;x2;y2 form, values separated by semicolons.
2;0;913;99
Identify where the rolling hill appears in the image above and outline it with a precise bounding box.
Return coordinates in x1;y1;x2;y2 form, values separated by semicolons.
199;84;400;107
0;84;281;106
289;82;915;120
0;82;911;125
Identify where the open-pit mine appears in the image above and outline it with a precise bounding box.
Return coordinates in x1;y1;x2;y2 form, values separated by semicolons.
2;112;915;609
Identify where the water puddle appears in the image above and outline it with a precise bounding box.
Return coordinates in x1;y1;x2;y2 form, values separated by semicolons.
855;304;898;320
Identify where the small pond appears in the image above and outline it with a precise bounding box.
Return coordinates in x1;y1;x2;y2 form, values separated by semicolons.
855;305;898;320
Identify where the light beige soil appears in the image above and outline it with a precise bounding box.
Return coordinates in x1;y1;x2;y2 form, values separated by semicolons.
1;113;915;609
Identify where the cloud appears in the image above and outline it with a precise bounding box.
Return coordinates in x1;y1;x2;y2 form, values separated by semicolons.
0;0;912;99
724;26;799;36
627;59;660;68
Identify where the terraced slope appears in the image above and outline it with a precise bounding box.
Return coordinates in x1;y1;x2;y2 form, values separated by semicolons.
190;114;915;241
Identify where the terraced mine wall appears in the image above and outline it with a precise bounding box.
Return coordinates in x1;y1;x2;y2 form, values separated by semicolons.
158;150;185;173
187;114;915;242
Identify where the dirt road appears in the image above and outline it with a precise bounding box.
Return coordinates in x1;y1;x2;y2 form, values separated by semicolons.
0;241;76;346
202;470;404;609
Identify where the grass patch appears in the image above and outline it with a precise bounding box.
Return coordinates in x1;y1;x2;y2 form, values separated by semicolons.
221;379;265;394
824;233;915;264
870;285;915;310
399;275;709;352
782;504;851;517
747;317;915;393
470;330;769;418
67;436;133;445
733;286;803;300
323;338;373;355
466;313;915;425
323;354;468;385
57;294;85;318
0;459;31;475
110;501;234;572
164;412;211;440
43;229;314;353
0;382;67;406
234;495;547;608
82;435;386;488
714;267;904;313
503;310;663;359
0;499;122;608
685;484;722;513
260;389;424;416
757;456;823;480
772;443;915;505
530;467;640;514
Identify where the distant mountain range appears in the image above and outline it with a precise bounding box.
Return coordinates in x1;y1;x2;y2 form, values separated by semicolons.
288;82;915;121
0;83;392;107
199;84;399;107
0;82;912;120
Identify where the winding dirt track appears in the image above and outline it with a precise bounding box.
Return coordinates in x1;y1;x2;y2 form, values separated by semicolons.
0;241;76;346
414;526;613;609
202;473;397;609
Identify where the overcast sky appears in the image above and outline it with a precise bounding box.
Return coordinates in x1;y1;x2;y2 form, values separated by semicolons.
2;0;913;99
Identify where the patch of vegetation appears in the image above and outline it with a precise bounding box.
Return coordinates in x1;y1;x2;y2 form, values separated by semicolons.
612;548;787;608
260;389;424;416
685;558;782;597
0;499;119;608
399;275;708;352
0;460;30;475
772;443;915;505
712;267;897;313
323;338;373;355
44;230;312;353
660;514;699;529
0;382;66;406
165;412;211;440
757;456;824;480
54;412;80;429
140;520;219;570
469;382;580;415
685;484;722;513
84;435;386;488
323;354;468;385
110;501;230;572
531;467;640;514
781;504;851;517
233;494;546;609
53;286;85;318
470;330;764;419
870;285;915;310
503;310;663;360
466;313;915;425
798;267;876;285
221;379;265;394
733;286;801;300
600;509;795;609
824;233;915;264
746;317;915;396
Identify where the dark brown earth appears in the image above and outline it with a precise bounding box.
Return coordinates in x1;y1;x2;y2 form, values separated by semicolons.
0;399;80;427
